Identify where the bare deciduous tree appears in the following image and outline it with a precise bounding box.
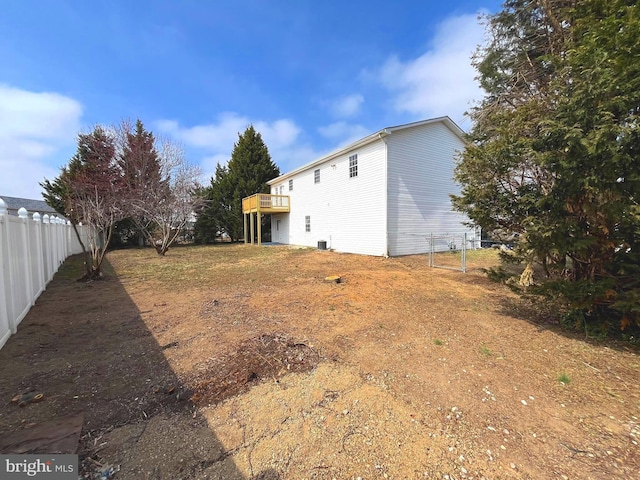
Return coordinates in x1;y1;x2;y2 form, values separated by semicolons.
117;119;203;255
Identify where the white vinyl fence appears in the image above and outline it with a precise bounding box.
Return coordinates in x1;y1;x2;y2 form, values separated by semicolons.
0;198;88;350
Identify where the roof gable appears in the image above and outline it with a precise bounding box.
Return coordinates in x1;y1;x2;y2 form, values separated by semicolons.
268;116;465;184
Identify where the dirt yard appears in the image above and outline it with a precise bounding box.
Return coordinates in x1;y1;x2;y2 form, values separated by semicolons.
0;244;638;479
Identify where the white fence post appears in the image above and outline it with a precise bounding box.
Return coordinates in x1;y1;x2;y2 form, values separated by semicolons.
2;205;17;335
58;218;65;267
0;198;11;349
56;217;65;268
52;216;60;274
32;212;45;299
43;214;52;282
51;216;60;272
10;208;34;333
19;208;35;310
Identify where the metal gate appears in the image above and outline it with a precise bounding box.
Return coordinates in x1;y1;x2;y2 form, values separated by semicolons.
427;233;469;273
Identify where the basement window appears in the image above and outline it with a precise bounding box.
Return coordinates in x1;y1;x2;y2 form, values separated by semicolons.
349;154;358;178
314;169;320;184
305;216;311;232
289;179;293;191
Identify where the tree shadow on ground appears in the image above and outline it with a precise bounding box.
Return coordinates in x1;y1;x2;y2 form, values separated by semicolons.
495;289;640;355
452;267;639;354
0;255;279;480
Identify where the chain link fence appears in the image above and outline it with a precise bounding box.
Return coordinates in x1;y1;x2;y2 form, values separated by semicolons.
427;233;478;273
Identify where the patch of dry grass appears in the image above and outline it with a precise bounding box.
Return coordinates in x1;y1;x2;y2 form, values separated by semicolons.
108;244;311;286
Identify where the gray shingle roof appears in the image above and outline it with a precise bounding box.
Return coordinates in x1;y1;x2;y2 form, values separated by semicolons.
0;195;61;216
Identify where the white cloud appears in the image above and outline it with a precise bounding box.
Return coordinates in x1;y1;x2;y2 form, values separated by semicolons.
318;121;370;147
157;113;300;152
156;114;243;151
328;94;364;118
156;113;317;181
253;118;301;150
376;12;487;127
0;85;83;200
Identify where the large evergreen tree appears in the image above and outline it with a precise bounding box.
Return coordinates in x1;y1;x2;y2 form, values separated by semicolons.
453;0;640;333
195;126;280;242
42;126;122;279
194;164;232;243
41;155;89;265
117;119;167;249
119;119;165;202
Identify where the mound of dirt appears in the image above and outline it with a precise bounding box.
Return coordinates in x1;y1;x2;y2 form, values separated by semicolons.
190;334;320;406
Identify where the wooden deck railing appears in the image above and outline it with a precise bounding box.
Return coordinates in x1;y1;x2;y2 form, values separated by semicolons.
242;194;290;213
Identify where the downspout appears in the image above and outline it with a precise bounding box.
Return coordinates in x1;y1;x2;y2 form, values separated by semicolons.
379;130;390;257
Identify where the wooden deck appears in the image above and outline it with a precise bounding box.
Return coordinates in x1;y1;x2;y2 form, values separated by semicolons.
242;194;290;214
242;194;290;246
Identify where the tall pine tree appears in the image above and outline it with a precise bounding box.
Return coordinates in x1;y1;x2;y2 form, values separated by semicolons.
453;0;640;333
194;164;232;243
195;126;280;242
117;119;167;248
119;119;164;200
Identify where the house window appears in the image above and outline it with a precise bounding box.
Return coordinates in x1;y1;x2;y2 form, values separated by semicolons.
349;154;358;178
305;216;310;232
314;169;320;184
289;179;293;191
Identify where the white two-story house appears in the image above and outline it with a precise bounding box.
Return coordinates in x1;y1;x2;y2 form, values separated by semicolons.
242;117;478;257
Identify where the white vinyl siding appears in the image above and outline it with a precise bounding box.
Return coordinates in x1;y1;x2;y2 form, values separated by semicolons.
269;118;474;257
275;141;387;256
386;122;475;256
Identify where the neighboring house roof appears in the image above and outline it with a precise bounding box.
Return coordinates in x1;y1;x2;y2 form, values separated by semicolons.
268;116;466;185
0;195;61;217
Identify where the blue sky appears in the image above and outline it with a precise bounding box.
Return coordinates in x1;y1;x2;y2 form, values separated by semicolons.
0;0;501;200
